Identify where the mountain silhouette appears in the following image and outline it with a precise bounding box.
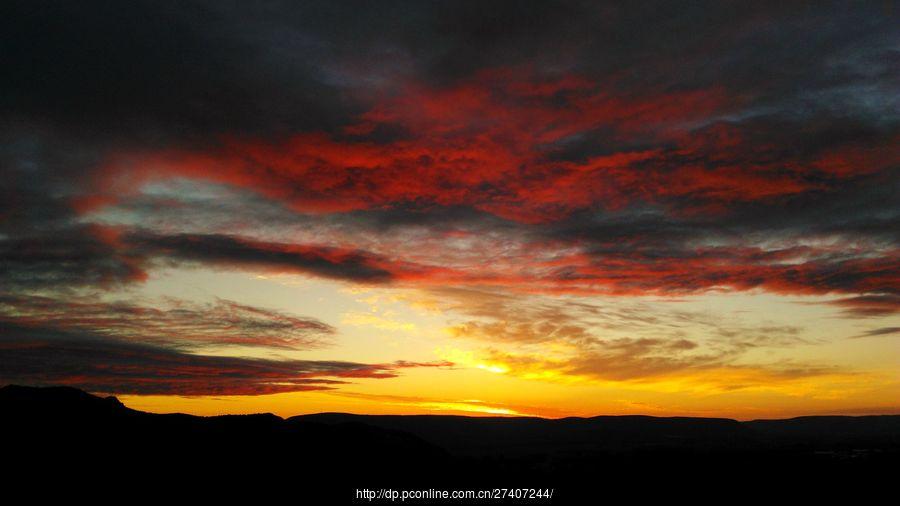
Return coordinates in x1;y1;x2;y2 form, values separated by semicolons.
2;385;897;503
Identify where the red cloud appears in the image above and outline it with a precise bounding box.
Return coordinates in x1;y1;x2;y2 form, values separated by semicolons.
93;69;898;226
91;69;739;222
63;69;897;302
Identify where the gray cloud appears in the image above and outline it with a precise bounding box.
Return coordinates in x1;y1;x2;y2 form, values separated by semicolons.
825;294;900;318
0;294;335;350
124;231;397;283
853;327;900;339
423;287;824;383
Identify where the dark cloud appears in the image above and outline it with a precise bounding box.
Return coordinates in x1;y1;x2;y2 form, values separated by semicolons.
3;1;895;140
0;225;146;290
853;327;900;339
0;130;147;290
824;294;900;318
1;1;355;144
123;231;398;283
0;321;449;395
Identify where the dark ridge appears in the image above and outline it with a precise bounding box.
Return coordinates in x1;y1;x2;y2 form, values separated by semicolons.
0;384;131;413
293;412;757;456
1;385;449;486
746;415;900;441
2;385;897;502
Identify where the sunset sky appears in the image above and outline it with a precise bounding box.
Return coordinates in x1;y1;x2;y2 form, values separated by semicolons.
1;1;898;420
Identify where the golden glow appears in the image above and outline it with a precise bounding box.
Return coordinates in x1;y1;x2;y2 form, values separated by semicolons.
114;269;900;420
342;311;417;332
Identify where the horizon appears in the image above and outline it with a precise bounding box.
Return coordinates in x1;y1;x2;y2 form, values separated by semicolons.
117;387;900;421
2;2;899;423
6;384;900;422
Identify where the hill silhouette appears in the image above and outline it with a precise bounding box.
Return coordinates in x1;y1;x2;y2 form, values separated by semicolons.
2;385;897;503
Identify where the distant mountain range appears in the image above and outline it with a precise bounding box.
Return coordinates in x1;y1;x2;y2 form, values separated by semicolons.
3;385;897;502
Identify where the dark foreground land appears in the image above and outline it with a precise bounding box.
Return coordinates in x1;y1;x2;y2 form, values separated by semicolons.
2;385;898;503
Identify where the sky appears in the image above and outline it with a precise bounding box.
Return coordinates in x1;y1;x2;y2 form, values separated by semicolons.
1;1;898;420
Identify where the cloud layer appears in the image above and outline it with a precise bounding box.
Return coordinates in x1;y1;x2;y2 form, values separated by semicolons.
0;318;450;395
0;294;335;349
1;1;897;399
